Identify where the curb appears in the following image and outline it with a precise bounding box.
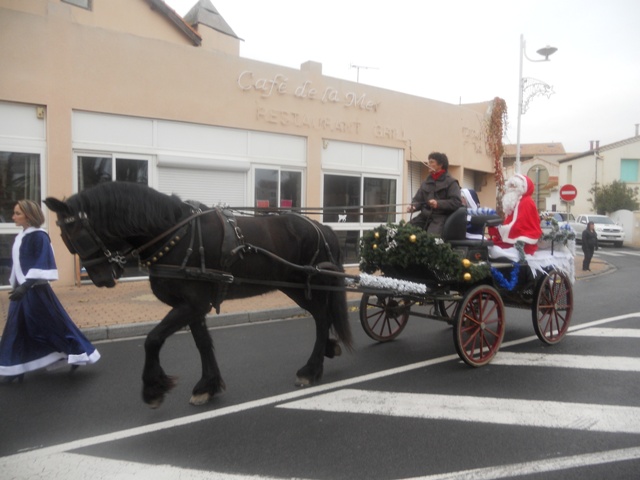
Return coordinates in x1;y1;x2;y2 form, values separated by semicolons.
84;299;362;342
575;262;616;280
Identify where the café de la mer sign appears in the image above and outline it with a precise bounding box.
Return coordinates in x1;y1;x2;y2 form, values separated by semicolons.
237;71;379;112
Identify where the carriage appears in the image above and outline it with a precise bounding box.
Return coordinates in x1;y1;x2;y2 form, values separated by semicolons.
44;183;574;407
354;206;575;367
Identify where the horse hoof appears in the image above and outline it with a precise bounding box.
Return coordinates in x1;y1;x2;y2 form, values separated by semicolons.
189;393;211;406
147;398;164;409
295;377;311;387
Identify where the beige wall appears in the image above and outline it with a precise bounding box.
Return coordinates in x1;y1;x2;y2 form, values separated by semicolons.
0;0;499;285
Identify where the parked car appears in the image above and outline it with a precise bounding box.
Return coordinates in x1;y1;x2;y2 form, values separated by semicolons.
569;214;625;247
540;211;575;228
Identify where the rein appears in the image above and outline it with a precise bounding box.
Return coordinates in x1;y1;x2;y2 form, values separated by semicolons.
62;203;344;304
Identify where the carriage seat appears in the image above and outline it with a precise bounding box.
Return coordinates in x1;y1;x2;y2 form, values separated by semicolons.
441;207;502;247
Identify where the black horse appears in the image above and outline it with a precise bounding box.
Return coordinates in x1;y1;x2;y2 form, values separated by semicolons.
44;182;352;408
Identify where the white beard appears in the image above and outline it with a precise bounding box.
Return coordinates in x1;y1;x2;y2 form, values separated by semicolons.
502;190;521;217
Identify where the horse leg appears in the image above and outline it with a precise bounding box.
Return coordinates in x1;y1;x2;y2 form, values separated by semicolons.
285;283;351;387
142;304;204;408
188;318;226;406
295;315;329;387
292;294;332;387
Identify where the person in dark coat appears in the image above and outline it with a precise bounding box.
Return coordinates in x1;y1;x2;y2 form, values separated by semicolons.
0;200;100;384
407;152;462;235
581;221;598;271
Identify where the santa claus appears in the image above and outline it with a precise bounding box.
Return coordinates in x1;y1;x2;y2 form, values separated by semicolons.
490;174;542;256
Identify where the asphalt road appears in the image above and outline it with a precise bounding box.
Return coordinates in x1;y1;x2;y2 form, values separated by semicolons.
2;246;640;479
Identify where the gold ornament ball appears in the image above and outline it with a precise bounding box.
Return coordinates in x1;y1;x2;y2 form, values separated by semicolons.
373;244;378;250
409;234;417;243
374;232;380;239
463;272;472;281
462;258;471;268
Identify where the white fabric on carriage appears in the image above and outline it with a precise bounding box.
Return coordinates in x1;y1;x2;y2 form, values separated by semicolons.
489;239;576;284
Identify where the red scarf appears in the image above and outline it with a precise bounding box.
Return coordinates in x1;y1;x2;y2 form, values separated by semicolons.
431;170;445;181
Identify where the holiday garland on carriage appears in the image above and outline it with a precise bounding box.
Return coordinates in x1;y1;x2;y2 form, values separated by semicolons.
539;213;576;246
359;221;491;283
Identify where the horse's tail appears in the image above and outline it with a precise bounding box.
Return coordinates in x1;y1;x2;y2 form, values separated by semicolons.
331;277;353;351
306;218;353;351
316;260;354;352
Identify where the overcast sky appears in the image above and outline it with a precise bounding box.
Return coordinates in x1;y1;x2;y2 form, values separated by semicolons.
166;0;640;154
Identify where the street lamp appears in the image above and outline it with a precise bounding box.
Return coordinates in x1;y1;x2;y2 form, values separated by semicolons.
515;34;558;174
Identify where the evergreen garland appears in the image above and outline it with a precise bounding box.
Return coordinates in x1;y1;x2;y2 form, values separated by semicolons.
359;221;491;283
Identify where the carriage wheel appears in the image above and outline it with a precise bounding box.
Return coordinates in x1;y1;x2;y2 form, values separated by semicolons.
453;285;505;367
359;294;411;342
532;269;573;345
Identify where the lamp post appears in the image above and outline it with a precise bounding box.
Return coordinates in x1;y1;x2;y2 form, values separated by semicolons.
515;34;558;174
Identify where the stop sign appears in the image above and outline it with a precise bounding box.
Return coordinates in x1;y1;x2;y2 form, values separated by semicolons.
559;184;578;202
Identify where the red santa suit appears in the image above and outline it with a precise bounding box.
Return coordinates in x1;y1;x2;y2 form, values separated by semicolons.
490;174;542;255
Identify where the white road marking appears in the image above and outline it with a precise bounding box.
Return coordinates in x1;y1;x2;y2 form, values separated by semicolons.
491;352;640;371
594;251;624;256
1;312;640;479
2;452;283;480
278;388;640;434
403;446;640;480
571;327;640;338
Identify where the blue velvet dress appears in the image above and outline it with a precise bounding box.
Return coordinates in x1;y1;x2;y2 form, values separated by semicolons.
0;228;100;376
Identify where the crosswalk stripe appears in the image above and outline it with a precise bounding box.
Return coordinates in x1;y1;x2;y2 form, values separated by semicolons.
616;251;640;256
278;389;640;434
594;251;624;256
490;352;640;371
571;327;640;338
405;446;640;480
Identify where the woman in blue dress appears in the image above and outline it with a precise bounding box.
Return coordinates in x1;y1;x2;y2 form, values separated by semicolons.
0;200;100;384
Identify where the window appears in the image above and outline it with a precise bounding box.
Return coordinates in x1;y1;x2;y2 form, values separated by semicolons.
322;174;396;224
620;159;639;183
62;0;92;10
78;155;148;190
76;154;149;280
323;174;360;223
0;151;41;285
254;168;302;209
0;152;41;224
323;174;397;264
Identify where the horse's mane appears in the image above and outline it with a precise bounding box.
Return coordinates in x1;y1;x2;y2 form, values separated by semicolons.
68;182;186;240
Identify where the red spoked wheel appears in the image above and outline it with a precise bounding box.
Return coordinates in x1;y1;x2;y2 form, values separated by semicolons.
453;285;505;367
359;294;411;342
532;269;573;344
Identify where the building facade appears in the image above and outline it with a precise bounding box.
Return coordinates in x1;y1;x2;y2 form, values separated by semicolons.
0;0;499;286
558;134;640;246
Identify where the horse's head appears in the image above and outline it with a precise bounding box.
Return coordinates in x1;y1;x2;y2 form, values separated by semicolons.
44;196;126;288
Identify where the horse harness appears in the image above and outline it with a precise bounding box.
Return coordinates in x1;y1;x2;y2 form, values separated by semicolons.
59;205;340;313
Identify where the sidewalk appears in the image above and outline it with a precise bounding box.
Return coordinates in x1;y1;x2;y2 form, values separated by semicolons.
0;255;612;342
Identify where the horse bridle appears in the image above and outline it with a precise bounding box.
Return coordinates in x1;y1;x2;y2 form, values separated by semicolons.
56;211;130;268
57;208;218;270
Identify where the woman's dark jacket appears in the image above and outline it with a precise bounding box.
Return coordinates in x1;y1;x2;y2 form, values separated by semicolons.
410;172;462;235
581;229;598;251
